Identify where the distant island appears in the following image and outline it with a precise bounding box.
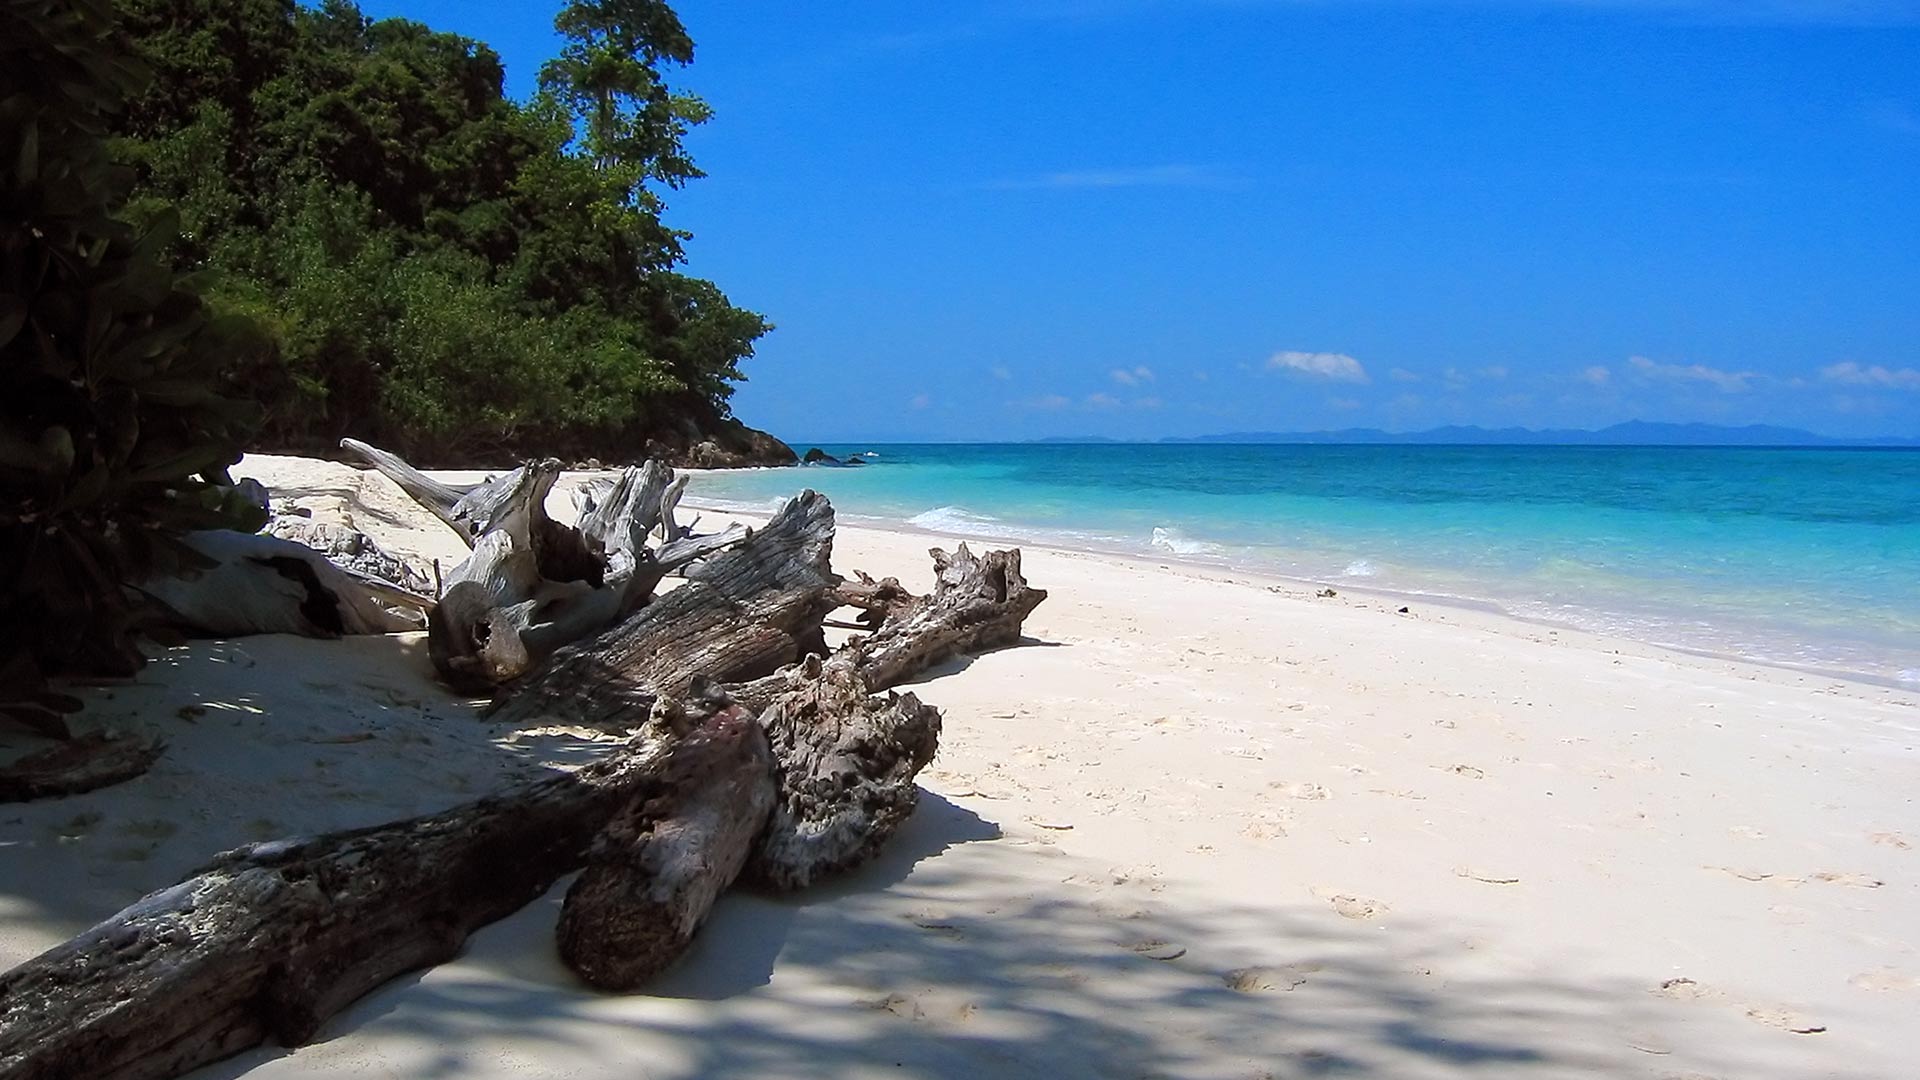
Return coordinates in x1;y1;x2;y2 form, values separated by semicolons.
1038;421;1919;448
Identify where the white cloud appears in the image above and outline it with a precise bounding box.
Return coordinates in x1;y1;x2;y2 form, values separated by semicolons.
1110;364;1155;386
1627;355;1758;393
1388;367;1421;383
1023;394;1071;411
1441;366;1470;391
1580;365;1612;386
1821;361;1920;390
1085;392;1123;409
990;364;1012;381
909;393;932;410
1267;350;1370;383
1477;365;1510;380
1134;396;1163;409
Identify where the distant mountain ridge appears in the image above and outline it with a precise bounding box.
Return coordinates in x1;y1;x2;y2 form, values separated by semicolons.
1149;421;1920;447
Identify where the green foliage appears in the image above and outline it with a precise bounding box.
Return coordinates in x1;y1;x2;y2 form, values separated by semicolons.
110;0;770;462
1;0;270;720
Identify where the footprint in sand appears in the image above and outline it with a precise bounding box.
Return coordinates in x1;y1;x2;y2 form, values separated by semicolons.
49;812;104;842
856;991;976;1025
1727;825;1766;840
1318;892;1389;920
1847;969;1917;992
1769;904;1811;925
1868;831;1910;850
1744;1007;1826;1034
1651;977;1722;1002
907;911;964;938
1127;939;1188;961
1224;963;1322;992
1268;781;1329;800
1442;764;1485;780
1810;871;1884;888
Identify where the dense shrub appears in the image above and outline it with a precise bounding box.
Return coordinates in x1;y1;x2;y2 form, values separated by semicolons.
1;0;270;721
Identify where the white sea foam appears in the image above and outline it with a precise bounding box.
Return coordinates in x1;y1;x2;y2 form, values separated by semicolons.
1149;527;1224;556
1900;669;1920;686
907;505;1009;537
1342;559;1378;578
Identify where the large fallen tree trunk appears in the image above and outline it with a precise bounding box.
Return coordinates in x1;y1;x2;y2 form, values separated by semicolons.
491;488;840;728
557;696;776;990
0;706;699;1080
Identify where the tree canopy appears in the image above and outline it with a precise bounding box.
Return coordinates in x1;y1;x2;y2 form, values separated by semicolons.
112;0;771;463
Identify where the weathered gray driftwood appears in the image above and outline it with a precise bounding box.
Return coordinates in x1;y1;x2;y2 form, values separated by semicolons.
491;489;840;728
263;516;434;596
745;656;942;890
840;544;1047;692
346;440;753;692
339;438;527;547
0;731;166;804
557;697;775;990
135;529;429;638
0;727;681;1080
0;483;1053;1079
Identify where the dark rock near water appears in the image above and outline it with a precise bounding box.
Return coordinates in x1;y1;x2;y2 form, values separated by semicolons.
802;447;839;465
643;416;798;470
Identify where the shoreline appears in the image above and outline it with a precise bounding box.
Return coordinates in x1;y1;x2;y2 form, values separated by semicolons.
685;493;1920;696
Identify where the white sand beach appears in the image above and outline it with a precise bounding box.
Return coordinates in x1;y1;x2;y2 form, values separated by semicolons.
3;454;1917;1079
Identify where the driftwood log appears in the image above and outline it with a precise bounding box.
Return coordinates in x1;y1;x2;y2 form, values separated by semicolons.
0;720;684;1080
491;488;840;728
342;441;754;692
0;731;166;804
134;529;430;639
557;697;776;990
1;460;1051;1079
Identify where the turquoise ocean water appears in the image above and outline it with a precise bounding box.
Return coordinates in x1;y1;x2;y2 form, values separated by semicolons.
682;444;1920;685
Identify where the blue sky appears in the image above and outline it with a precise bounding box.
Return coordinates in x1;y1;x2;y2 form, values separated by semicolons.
367;0;1920;441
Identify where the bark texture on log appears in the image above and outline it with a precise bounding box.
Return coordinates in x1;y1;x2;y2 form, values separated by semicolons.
833;570;918;632
842;544;1047;692
0;731;165;803
557;700;775;990
493;490;840;730
746;656;942;891
263;516;435;597
0;732;677;1080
